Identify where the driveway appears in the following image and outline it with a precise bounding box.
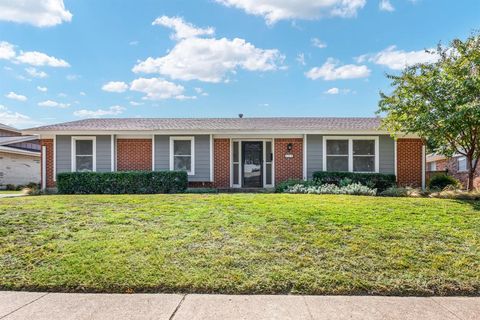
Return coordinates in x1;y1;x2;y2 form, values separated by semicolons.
0;292;478;320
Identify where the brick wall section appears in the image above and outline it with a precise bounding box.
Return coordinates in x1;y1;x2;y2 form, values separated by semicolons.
40;139;55;188
117;139;152;171
396;138;424;187
442;157;480;189
274;138;303;184
213;139;230;188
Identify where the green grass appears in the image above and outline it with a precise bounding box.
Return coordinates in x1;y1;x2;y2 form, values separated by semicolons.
0;190;23;194
0;194;479;295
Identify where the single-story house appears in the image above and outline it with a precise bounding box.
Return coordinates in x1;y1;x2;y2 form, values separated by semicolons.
0;123;41;187
427;153;479;189
23;117;426;191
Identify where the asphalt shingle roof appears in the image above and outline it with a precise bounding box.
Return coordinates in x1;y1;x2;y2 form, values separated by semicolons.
25;117;384;132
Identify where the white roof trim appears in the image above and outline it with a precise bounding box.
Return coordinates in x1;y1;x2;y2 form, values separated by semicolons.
0;135;38;146
23;129;418;138
0;145;40;157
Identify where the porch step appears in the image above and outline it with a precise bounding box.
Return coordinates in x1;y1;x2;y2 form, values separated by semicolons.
217;188;274;193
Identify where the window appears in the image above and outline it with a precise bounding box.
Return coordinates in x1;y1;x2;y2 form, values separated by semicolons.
170;137;194;175
323;137;378;173
265;141;273;186
326;140;349;171
232;141;240;186
72;137;96;172
353;140;375;172
429;161;437;171
458;157;467;172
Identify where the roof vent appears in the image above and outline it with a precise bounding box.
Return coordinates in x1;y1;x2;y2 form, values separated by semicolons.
238;113;244;119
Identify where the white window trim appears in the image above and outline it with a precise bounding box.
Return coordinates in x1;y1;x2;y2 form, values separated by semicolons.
71;136;97;172
169;136;195;175
458;156;467;172
322;136;379;173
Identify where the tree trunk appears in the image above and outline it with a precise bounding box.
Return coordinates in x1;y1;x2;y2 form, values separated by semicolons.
467;168;474;191
466;155;476;191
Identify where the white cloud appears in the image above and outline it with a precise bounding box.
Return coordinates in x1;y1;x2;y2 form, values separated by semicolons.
324;87;352;94
379;0;395;11
5;91;27;101
16;51;70;67
306;58;370;80
325;87;339;94
25;67;48;78
79;91;86;96
0;41;69;68
102;81;129;93
311;38;327;49
129;101;143;106
152;16;215;40
129;40;139;46
74;105;125;118
175;95;197;100
0;41;15;59
194;87;209;96
38;99;70;108
296;53;306;66
0;0;72;27
66;74;80;80
130;77;186;100
357;45;438;70
37;86;48;92
0;105;38;127
133;37;284;83
215;0;366;24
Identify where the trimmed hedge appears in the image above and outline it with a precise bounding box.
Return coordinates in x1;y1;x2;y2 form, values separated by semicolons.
312;171;396;191
57;171;188;194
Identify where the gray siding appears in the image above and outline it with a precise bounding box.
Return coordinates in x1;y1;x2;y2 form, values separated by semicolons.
154;135;169;171
306;135;323;179
56;135;71;174
56;135;112;174
306;134;395;178
379;135;395;174
154;135;211;182
96;136;112;172
193;135;210;181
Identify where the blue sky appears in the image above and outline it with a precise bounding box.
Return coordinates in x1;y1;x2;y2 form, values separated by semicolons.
0;0;478;128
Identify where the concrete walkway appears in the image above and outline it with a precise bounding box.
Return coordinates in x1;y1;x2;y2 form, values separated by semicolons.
0;292;478;320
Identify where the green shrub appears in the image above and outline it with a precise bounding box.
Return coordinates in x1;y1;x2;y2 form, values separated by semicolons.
275;179;317;193
379;186;409;197
428;174;460;191
57;171;188;194
312;171;396;191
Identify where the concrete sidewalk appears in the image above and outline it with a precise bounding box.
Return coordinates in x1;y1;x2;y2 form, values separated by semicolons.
0;292;478;320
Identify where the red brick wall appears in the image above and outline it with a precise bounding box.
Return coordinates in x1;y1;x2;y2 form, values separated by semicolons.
397;139;424;187
213;139;230;188
40;139;55;188
274;138;303;184
442;157;480;190
117;139;152;171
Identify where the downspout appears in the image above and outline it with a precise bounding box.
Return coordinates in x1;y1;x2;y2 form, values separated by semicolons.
41;145;46;191
421;145;426;190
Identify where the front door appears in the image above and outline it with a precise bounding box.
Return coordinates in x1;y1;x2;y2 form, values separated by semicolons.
242;141;263;188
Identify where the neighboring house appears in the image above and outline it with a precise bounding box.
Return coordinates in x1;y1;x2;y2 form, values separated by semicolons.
23;117;426;190
0;123;41;187
426;153;479;189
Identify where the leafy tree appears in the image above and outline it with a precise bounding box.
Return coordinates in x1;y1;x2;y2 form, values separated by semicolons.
378;33;480;190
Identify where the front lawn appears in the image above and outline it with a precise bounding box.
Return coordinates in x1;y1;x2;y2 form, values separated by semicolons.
0;194;479;295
